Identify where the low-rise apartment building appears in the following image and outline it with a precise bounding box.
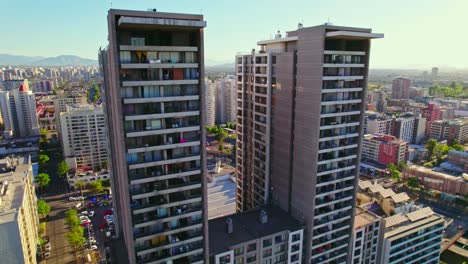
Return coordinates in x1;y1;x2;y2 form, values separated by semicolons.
67;169;110;188
0;156;39;264
362;134;407;165
209;206;304;264
352;207;384;264
403;165;468;195
429;118;468;144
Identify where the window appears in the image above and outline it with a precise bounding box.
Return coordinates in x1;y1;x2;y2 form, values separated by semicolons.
246;254;256;263
263;248;272;258
292;233;301;242
235;257;244;264
234;247;244;256
247;243;256;252
131;37;145;46
263;238;272;247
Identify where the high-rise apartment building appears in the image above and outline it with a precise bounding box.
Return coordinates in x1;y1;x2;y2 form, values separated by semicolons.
205;79;215;126
60;104;108;170
54;92;87;136
1;79;29;91
100;9;207;263
431;67;439;79
423;103;441;137
365;114;393;135
214;76;237;124
0;156;39;264
429;118;468;144
392;116;414;143
0;84;40;139
362;134;407;165
391;78;410;99
235;24;383;263
412;113;426;144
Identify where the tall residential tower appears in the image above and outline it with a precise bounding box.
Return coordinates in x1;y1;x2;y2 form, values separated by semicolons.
101;9;207;264
235;24;383;263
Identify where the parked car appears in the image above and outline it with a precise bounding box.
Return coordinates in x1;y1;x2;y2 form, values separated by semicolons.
89;211;95;217
75;203;82;209
80;211;89;216
45;242;51;251
44;252;50;258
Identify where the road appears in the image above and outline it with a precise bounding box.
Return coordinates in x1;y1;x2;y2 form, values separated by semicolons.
40;152;76;264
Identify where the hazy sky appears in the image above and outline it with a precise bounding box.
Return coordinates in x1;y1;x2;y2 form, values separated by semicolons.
1;0;467;69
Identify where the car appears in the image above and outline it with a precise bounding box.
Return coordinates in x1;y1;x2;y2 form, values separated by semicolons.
80;211;89;216
89;211;95;217
86;245;98;251
87;238;97;244
45;242;51;251
44;252;50;258
75;203;82;209
69;197;76;201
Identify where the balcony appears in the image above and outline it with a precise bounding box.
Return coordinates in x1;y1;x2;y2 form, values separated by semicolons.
133;206;203;228
130;180;202;200
135;231;203;256
128;151;200;170
130;166;201;184
137;243;203;264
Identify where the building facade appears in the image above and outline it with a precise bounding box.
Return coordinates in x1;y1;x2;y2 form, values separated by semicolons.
0;83;40;139
235;24;383;263
423;103;441;138
0;156;39;264
366;114;393;135
101;9;208;263
60;104;108;170
209;206;304;264
362;134;407;165
214;76;237;124
53;93;87;136
391;78;410;99
392;116;414;143
429;118;468;144
205;80;216;126
352;208;383;264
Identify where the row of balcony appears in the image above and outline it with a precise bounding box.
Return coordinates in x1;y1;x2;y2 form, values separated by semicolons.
120;51;198;64
137;242;203;264
323;80;364;90
125;117;199;134
123;101;199;116
324;54;363;64
120;85;199;100
120;68;199;82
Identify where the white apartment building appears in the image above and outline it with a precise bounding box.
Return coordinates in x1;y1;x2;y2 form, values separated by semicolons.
393;117;414;143
205;79;216;126
53;93;87;135
0;156;39;264
0;84;40;139
60;104;108;170
352;207;384;264
214;76;237;124
366;115;393;135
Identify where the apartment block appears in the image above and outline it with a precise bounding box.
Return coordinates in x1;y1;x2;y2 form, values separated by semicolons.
60;104;108;170
205;79;216;126
54;92;87;136
357;180;444;264
236;24;383;263
412;114;426;144
423;103;441;137
0;156;39;264
362;134;407;165
0;83;40;139
1;79;29;91
208;206;304;264
429;118;468;144
366;114;393;135
403;165;468;195
351;207;384;264
392;116;414;143
214;76;237;124
391;78;410;99
100;9;207;263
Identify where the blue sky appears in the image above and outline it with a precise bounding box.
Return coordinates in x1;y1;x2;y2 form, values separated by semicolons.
1;0;467;69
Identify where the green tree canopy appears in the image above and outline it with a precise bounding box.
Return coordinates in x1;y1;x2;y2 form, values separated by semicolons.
387;163;401;181
40;128;47;138
89;180;103;194
449;141;464;152
434;143;449;161
37;200;51;217
57;160;71;177
38;154;50;167
407;177;420;189
65;209;80;227
36;173;50;188
102;179;111;187
66;225;86;249
425;139;438;160
74;181;86;197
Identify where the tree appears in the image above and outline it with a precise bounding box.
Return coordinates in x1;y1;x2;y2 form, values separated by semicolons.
449;141;464;152
57;160;70;177
102;160;109;170
40;128;47;138
387;163;401;181
66;225;86;250
74;181;86;197
65;209;80;227
102;179;111;187
37;200;51;218
36;173;50;191
397;161;408;172
407;177;420;189
38;154;50;167
89;180;103;194
425;139;438;160
434;143;449;162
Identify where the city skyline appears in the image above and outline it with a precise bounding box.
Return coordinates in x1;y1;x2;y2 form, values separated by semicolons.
1;0;467;69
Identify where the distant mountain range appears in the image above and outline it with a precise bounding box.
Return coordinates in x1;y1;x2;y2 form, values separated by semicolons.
205;63;234;73
0;54;97;66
